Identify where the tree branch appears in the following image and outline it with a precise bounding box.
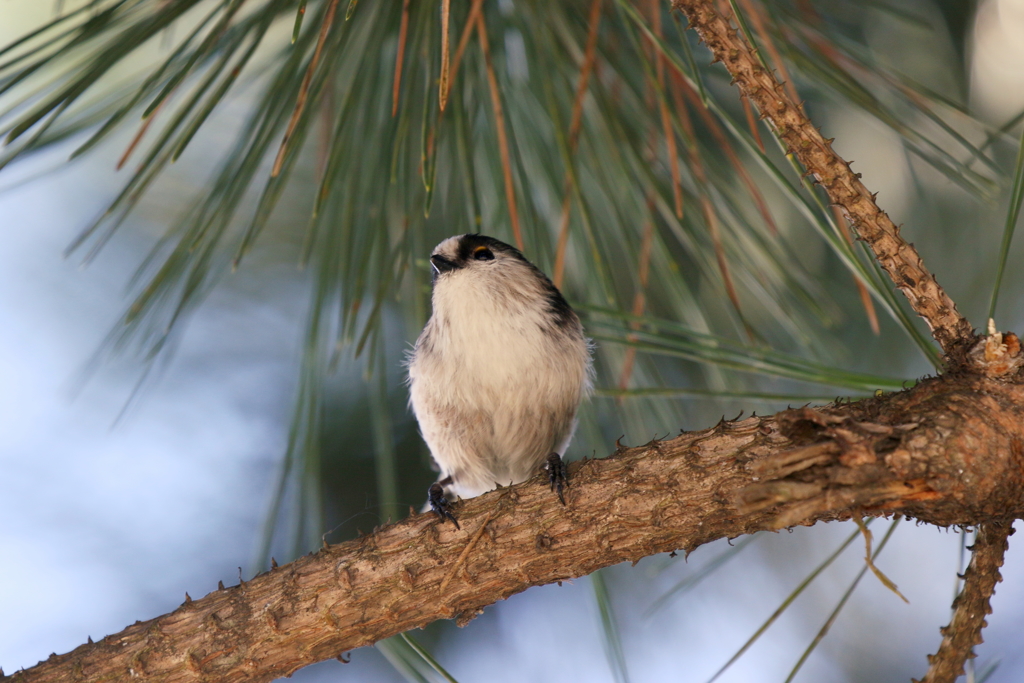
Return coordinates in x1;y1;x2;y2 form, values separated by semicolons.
915;520;1014;683
657;10;1020;676
4;4;1012;683
670;0;976;359
9;374;1024;683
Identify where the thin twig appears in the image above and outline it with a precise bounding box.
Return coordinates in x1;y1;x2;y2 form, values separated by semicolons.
915;521;1013;683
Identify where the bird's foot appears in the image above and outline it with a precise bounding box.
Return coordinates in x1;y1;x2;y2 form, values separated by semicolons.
428;483;460;530
545;453;569;505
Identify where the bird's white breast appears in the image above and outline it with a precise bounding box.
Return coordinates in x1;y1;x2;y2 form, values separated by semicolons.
408;263;590;497
413;268;584;408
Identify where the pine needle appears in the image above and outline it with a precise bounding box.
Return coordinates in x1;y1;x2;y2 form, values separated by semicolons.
553;0;602;288
987;123;1024;319
705;524;865;683
291;0;307;43
391;0;410;116
272;0;342;178
476;11;523;250
438;0;451;110
853;516;908;603
783;518;904;682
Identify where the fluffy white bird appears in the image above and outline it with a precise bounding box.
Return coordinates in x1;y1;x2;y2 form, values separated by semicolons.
407;234;592;527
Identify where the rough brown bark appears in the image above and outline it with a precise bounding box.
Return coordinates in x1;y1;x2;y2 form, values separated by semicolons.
914;521;1013;683
8;374;1024;683
671;0;976;360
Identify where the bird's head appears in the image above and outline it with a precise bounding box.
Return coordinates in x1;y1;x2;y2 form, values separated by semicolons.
428;234;529;284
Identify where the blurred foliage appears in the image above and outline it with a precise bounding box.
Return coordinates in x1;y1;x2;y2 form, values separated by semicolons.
1;0;1021;680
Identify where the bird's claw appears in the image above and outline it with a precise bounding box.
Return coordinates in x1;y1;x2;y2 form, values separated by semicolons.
546;453;568;505
428;483;460;530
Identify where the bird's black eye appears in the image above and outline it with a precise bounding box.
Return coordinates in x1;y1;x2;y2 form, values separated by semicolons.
472;247;494;261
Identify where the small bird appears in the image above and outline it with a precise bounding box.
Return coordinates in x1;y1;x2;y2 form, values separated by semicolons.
408;234;592;527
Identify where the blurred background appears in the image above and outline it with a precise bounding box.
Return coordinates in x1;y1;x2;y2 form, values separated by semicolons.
2;1;1024;681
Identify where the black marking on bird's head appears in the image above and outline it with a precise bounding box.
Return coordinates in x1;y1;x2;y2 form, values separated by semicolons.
454;234;527;264
429;234;528;282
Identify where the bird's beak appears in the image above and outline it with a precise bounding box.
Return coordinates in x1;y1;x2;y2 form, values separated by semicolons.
430;254;458;276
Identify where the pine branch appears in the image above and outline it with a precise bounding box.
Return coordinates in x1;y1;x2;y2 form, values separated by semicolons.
8;373;1024;683
2;5;1018;683
915;520;1014;683
671;0;977;360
